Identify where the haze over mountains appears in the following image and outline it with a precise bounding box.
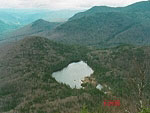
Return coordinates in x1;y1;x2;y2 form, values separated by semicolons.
2;19;61;42
0;9;81;41
2;1;150;48
0;9;81;25
0;20;20;38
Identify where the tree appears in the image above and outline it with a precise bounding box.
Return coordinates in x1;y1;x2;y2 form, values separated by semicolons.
80;105;89;113
125;50;150;113
139;108;150;113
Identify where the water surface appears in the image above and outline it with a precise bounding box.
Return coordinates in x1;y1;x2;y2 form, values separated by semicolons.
52;61;94;89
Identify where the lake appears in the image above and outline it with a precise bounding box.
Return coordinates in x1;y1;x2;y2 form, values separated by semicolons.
52;61;94;89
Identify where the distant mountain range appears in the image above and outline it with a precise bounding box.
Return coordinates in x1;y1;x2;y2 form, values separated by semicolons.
0;9;81;42
48;1;150;48
2;1;150;48
69;1;150;21
0;9;82;25
0;20;21;39
0;1;150;113
1;19;61;42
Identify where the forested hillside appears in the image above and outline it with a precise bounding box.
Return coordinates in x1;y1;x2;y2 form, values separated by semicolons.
0;36;149;113
0;1;150;113
48;1;150;48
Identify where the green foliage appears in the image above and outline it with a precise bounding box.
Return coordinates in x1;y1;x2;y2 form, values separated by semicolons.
139;108;150;113
80;105;89;113
0;93;23;112
0;36;150;113
53;1;150;48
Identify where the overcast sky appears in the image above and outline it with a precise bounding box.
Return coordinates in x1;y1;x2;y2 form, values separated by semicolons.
0;0;147;10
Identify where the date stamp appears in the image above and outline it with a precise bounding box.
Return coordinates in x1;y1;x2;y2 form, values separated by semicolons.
104;100;120;106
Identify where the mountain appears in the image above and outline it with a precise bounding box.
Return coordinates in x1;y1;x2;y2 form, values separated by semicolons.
0;20;8;33
0;36;87;113
1;1;150;113
48;1;150;48
0;36;149;113
68;6;120;21
0;20;9;34
3;1;150;48
1;19;61;43
0;36;104;113
0;20;20;38
0;9;82;25
69;1;150;21
125;1;150;12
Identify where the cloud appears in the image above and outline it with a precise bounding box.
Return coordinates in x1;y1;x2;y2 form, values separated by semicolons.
0;0;147;10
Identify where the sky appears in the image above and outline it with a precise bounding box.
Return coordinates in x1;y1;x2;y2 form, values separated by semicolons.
0;0;148;10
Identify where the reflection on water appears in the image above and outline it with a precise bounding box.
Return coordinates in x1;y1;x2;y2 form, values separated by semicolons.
52;61;94;89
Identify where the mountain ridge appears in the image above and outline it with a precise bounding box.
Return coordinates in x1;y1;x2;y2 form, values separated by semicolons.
1;19;61;43
47;1;150;48
69;1;150;21
2;1;150;48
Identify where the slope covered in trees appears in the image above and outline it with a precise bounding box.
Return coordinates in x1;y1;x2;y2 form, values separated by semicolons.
0;36;149;113
49;1;150;48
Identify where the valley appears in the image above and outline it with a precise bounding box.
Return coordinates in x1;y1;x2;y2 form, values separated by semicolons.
0;1;150;113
